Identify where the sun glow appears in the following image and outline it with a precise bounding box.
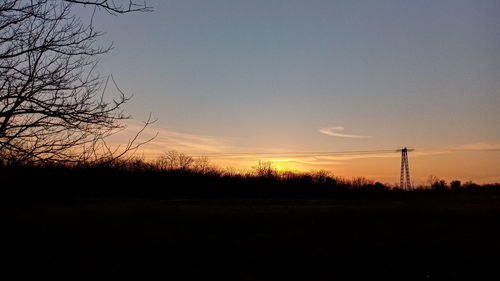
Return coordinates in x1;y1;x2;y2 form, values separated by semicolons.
260;158;302;172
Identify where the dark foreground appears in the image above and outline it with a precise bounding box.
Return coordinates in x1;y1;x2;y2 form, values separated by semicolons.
2;192;500;280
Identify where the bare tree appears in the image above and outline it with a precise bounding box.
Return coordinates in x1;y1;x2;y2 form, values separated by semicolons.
0;0;152;163
253;160;276;178
63;1;151;15
427;175;440;188
192;156;213;174
156;151;195;171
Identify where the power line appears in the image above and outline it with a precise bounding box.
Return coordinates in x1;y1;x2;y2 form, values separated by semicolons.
156;149;400;157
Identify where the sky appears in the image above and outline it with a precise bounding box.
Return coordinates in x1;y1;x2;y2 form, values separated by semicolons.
83;0;500;184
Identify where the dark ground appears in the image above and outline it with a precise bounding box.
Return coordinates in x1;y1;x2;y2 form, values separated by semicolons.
1;167;499;280
2;191;500;280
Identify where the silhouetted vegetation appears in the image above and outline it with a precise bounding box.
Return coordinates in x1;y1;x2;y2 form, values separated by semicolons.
2;152;500;280
2;151;498;200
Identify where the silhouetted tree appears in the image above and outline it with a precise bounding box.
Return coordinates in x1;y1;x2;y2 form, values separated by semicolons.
432;180;447;191
463;181;479;190
450;180;461;190
351;177;374;189
0;0;152;163
427;175;440;188
156;150;195;171
311;170;332;184
63;0;151;15
253;160;276;178
192;156;215;174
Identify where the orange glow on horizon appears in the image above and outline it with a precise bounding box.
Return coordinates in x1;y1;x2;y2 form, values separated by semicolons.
107;123;500;185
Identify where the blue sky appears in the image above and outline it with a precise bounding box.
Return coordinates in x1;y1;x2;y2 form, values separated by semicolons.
85;0;500;183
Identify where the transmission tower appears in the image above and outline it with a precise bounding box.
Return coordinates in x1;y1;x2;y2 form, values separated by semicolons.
399;147;412;190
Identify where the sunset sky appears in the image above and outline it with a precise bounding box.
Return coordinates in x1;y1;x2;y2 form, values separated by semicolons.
88;1;499;184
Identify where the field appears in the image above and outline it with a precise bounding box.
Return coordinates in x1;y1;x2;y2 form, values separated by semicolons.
3;191;500;280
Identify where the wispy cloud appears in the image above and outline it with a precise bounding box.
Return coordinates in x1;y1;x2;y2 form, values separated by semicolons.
106;120;233;157
202;141;500;170
447;142;500;152
107;121;500;179
319;126;371;138
400;141;500;158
